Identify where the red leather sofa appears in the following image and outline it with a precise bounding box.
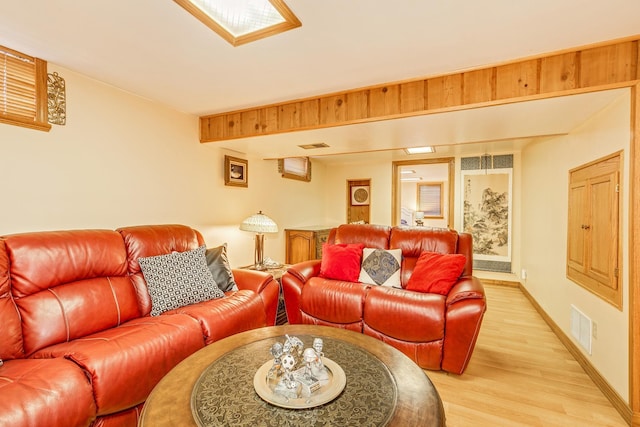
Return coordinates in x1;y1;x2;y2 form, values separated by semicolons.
282;224;486;374
0;224;278;427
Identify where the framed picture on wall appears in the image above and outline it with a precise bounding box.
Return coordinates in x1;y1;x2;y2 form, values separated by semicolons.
461;169;512;262
224;155;248;187
351;185;370;206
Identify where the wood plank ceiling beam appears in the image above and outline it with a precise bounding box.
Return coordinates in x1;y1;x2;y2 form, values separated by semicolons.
200;35;639;143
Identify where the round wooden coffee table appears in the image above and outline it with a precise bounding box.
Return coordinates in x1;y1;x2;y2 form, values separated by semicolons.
139;325;445;426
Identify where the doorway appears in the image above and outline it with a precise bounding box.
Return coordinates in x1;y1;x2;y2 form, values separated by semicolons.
392;158;455;228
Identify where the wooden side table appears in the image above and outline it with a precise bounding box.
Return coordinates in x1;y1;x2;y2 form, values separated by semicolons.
240;264;290;325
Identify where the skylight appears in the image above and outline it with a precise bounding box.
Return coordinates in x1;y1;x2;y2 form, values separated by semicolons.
174;0;301;47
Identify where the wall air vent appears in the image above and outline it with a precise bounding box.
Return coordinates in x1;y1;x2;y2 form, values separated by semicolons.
298;143;330;150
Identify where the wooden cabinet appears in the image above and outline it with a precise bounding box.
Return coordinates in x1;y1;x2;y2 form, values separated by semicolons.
285;227;331;264
567;152;621;308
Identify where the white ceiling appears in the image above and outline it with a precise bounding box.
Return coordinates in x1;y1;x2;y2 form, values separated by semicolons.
1;1;639;159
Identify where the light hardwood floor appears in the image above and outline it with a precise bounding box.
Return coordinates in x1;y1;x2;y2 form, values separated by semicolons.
427;284;628;427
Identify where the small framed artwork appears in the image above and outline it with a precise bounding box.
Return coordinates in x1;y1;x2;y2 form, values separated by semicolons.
224;155;248;187
351;185;370;206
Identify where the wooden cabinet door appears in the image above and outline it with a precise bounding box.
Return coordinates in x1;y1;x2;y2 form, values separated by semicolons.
285;230;315;264
586;171;619;289
567;180;587;273
566;152;621;308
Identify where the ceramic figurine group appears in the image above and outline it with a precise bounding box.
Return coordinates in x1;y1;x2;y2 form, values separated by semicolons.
267;335;330;399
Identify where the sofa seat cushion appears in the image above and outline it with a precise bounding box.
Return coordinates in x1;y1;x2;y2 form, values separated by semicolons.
300;277;368;325
0;358;96;427
363;286;446;342
32;314;204;416
168;290;267;344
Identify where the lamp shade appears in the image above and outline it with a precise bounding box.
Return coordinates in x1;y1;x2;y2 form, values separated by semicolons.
239;211;278;233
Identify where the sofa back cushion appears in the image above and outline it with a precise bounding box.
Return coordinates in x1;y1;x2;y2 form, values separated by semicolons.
0;238;24;360
4;230;139;356
333;224;391;249
390;227;469;288
117;224;205;316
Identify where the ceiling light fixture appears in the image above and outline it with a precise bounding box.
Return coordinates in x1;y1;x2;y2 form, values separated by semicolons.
404;146;436;155
174;0;301;47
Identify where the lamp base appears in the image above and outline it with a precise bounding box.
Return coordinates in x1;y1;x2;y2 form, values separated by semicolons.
254;233;265;270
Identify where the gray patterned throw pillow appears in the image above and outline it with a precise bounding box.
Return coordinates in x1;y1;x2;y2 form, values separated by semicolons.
358;248;402;287
138;245;225;316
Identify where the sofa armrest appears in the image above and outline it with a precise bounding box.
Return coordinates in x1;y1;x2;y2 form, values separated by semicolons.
286;260;322;284
442;276;486;374
232;269;273;293
232;269;279;326
446;276;485;306
281;260;322;325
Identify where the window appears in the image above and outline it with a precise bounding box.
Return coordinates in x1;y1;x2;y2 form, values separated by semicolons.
567;151;622;309
0;45;50;131
417;182;443;218
173;0;301;47
278;157;311;182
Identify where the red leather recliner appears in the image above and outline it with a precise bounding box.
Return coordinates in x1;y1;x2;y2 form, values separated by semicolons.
282;224;486;374
0;224;278;427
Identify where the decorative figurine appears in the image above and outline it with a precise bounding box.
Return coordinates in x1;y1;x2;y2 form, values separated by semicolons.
273;354;301;399
267;342;284;379
267;335;332;399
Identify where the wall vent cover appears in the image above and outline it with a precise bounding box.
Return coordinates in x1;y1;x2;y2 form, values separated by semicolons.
570;305;592;355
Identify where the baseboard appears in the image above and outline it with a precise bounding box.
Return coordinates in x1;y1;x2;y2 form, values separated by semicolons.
478;278;520;288
518;284;633;426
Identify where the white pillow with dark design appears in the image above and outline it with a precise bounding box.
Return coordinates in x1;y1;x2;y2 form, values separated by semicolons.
138;245;224;316
358;248;402;287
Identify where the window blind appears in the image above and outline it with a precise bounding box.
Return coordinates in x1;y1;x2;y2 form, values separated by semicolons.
418;183;442;217
0;45;50;131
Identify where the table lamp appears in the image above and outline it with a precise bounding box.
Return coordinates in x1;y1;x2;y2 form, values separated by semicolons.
415;211;424;226
239;211;278;270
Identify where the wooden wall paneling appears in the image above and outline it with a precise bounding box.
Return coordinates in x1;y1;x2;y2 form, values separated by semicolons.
580;41;637;88
346;179;371;224
463;68;495;104
369;85;401;117
261;106;279;133
278;102;301;131
226;112;243;138
631;83;640;427
427;74;463;110
298;99;319;128
637;40;640;80
200;115;225;141
241;109;261;135
540;52;579;93
346;90;370;121
400;80;426;113
199;36;640;142
495;59;540;99
320;94;347;125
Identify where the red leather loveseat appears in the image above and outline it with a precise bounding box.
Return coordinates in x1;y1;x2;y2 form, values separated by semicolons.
282;224;486;374
0;224;278;427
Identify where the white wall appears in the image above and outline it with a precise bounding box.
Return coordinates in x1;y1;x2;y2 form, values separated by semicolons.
321;157;394;226
521;92;630;401
0;64;327;267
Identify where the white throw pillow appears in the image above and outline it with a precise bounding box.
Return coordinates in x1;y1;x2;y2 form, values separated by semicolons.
358;248;402;287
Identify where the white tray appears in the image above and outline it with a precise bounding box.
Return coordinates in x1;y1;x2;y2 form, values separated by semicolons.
253;357;346;409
